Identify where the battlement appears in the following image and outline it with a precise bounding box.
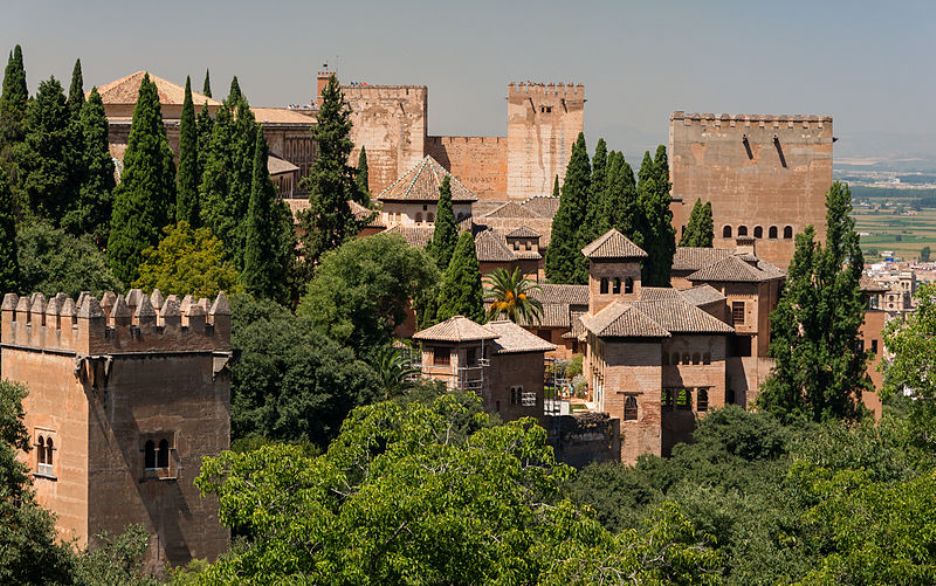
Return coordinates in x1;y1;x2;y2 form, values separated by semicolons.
427;135;507;146
671;111;832;129
1;289;231;356
508;82;585;99
340;85;429;100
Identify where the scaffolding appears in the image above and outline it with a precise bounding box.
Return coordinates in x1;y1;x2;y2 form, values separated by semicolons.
544;358;571;415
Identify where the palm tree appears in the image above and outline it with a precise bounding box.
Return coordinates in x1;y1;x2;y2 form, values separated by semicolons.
485;267;544;324
371;344;422;400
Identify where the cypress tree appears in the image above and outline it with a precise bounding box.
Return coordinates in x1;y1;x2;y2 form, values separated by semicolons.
0;168;19;291
604;151;641;242
636;146;676;286
428;175;458;270
298;74;357;272
107;74;176;284
196;101;214;187
545;132;590;284
679;199;714;247
355;146;370;206
202;69;212;98
241;129;291;303
66;59;84;122
552;175;560;198
759;182;869;422
62;87;114;246
582;138;608;247
228;76;242;102
18;77;73;224
0;45;28;151
176;76;199;226
436;231;484;323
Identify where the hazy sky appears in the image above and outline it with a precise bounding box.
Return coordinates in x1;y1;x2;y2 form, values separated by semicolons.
4;0;935;160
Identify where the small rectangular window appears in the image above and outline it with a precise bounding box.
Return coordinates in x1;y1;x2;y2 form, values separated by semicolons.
732;301;745;325
870;340;879;354
433;348;450;366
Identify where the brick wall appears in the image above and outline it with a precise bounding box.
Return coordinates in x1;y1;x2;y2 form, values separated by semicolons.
426;136;507;199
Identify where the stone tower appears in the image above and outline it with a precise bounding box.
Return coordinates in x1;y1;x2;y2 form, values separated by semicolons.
0;290;232;571
582;229;647;315
668;112;833;268
507;82;585;199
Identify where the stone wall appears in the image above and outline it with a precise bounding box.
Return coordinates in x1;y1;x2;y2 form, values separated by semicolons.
425;136;507;199
669;112;833;268
507;83;585;200
545;412;621;469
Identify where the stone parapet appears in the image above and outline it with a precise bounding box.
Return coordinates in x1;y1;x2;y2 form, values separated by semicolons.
508;82;585;99
671;111;832;128
1;289;231;356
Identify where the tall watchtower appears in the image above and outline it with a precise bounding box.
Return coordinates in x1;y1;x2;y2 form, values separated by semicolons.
582;229;648;315
507;82;585;199
0;289;232;570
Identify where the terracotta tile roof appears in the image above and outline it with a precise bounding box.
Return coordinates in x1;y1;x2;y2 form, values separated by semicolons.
472;200;510;217
347;200;380;225
475;230;516;262
581;302;671;338
485;320;556;354
672;247;735;271
687;255;785;283
96;71;220;107
581;229;647;259
482;201;540;219
521;196;560;217
378;156;477;203
530;284;589;305
631;288;734;334
383;225;434;248
253;107;315;125
678;284;726;306
506;226;541;238
267;155;299;176
474;217;555;247
562;311;587;339
414;316;499;342
860;276;890;293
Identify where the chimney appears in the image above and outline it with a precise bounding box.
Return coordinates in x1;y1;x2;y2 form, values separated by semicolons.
735;236;756;257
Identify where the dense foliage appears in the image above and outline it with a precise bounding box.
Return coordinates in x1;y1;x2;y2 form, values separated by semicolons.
680;199;714;247
64;88;115;246
484;266;543;324
636;146;676;286
0;168;19;291
175;77;199;227
427;175;458;270
435;231;484;323
546;132;590;284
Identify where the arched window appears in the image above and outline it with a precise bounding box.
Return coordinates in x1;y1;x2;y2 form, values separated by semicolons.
46;438;53;467
768;226;778;239
624;396;638;421
415;212;423;224
671;352;680;365
697;388;709;412
783;226;793;239
37;436;46;465
612;278;621;294
723;225;732;238
692;352;701;365
427;212;435;223
682;353;691;365
624;277;634;294
738;225;748;237
600;277;609;294
157;439;170;469
676;388;692;410
144;440;156;470
702;352;711;365
513;240;520;250
753;226;763;239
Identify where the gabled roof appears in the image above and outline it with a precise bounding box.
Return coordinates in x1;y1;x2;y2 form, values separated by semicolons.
414;316;498;343
860;276;890;293
581;302;671;338
521;196;561;217
506;226;541;238
687;255;784;283
95;71;221;107
383;225;434;248
475;230;517;262
581;229;647;259
631;289;734;334
485;320;556;354
483;201;540;219
672;247;735;272
378;156;477;203
267;155;299;176
678;284;726;307
530;284;589;306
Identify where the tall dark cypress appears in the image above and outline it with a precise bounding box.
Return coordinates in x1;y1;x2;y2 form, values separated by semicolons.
636;146;676;286
228;76;242;102
107;74;176;284
176;76;199;226
435;231;484;323
66;59;84;122
0;168;19;291
355;146;370;206
202;69;212;98
602;151;640;243
241;129;290;302
552;175;560;198
582;138;608;247
428;175;458;270
0;45;28;151
545;132;590;284
62;87;114;247
298;74;357;272
19;77;73;224
679;199;714;247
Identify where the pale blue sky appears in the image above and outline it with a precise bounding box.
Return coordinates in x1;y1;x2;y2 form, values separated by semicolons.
3;0;935;160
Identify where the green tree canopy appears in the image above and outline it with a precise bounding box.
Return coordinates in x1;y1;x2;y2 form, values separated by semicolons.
680;199;714;247
107;74;176;284
299;74;357;272
485;266;543;324
0;168;19;291
603;151;640;242
0;45;29;189
66;58;84;121
202;69;212;98
759;182;869;422
133;221;240;298
582;137;608;246
546;132;590;284
175;76;199;227
427;175;458;270
355;146;370;206
298;233;438;352
636;146;676;286
435;230;484;323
